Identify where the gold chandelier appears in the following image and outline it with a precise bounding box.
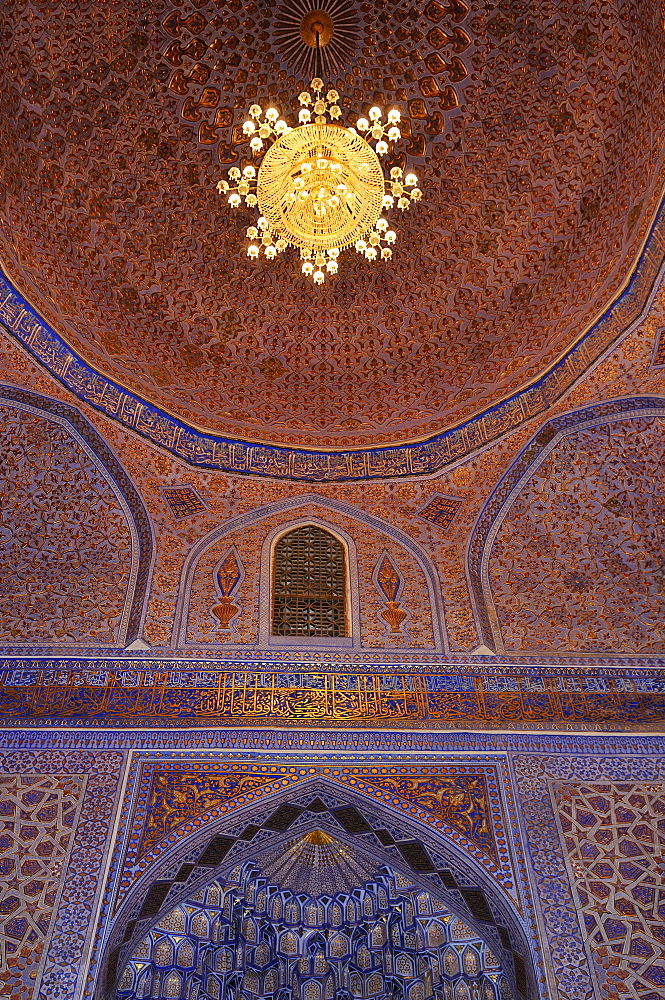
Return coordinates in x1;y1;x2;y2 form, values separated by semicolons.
216;77;422;284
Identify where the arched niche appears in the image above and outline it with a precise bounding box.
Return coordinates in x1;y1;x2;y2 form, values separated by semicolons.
0;385;153;646
172;495;449;651
96;779;537;1000
466;396;665;654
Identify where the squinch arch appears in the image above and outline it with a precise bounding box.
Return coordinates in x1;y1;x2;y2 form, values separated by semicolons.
0;385;153;646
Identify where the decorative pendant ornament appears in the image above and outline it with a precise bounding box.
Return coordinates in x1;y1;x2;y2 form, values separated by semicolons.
216;76;422;284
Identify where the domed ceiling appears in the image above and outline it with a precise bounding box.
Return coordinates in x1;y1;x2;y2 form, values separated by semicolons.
1;0;664;449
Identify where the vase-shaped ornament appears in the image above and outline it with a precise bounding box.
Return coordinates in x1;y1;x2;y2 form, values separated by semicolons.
381;600;407;633
211;597;240;630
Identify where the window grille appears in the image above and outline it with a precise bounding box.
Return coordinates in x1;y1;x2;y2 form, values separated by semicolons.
272;526;348;637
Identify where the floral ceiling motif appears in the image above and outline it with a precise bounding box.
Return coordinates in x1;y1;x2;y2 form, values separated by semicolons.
1;1;664;450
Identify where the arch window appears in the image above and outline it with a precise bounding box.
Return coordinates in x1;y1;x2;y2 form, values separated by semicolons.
272;526;348;637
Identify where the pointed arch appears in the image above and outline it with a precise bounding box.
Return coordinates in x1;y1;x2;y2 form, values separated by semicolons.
97;777;534;1000
0;384;154;645
173;494;448;650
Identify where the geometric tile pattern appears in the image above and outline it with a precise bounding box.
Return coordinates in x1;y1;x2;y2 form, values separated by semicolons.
0;773;84;1000
417;494;464;531
554;782;665;1000
161;486;208;519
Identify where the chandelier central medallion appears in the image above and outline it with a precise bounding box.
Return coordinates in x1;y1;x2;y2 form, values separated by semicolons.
258;121;384;251
217;76;422;284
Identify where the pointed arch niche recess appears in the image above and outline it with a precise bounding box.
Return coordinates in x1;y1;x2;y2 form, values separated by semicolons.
172;496;448;651
0;385;153;646
466;395;665;654
97;778;536;1000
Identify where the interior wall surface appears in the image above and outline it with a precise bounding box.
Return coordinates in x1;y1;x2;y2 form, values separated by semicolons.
2;728;665;1000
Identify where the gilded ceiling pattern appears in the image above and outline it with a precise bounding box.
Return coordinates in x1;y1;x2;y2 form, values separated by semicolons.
1;1;664;452
487;413;665;654
0;403;134;644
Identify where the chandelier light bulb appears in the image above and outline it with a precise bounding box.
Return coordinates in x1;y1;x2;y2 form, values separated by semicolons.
215;76;424;283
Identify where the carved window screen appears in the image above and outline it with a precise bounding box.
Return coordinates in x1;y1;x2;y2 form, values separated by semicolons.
272;526;348;637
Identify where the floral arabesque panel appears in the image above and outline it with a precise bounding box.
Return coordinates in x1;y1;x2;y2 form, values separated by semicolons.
554;781;665;1000
0;404;133;643
488;415;665;653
